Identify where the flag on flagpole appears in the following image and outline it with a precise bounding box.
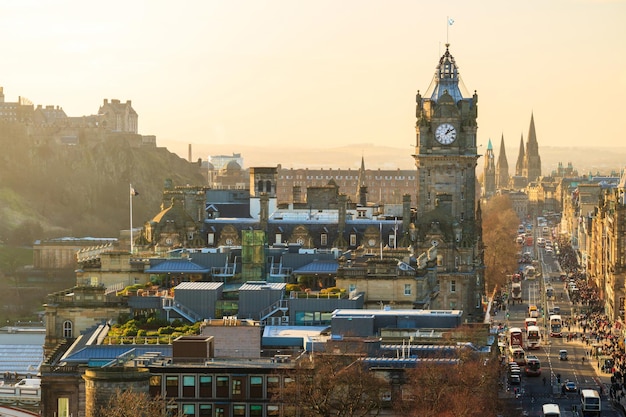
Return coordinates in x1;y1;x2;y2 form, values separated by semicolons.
130;186;139;196
448;18;454;25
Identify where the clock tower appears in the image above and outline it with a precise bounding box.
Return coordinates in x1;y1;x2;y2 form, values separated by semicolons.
412;44;485;321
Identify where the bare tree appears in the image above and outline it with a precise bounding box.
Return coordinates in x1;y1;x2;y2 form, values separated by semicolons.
482;194;520;292
395;352;505;417
273;353;390;417
95;388;182;417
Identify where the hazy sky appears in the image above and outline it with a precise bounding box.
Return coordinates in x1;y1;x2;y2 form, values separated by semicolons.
2;0;625;164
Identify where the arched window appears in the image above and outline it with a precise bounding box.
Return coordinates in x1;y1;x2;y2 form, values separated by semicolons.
63;320;73;338
257;180;264;194
265;180;272;194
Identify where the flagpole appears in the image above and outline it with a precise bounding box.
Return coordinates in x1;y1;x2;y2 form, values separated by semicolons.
130;183;133;254
379;223;383;260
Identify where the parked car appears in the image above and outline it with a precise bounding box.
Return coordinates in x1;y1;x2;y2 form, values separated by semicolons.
559;349;568;361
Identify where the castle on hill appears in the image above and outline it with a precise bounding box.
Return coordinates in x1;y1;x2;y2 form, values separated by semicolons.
0;86;156;148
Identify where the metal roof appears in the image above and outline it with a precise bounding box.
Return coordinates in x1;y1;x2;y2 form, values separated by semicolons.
62;345;172;363
293;260;338;275
238;282;286;291
423;44;471;105
174;282;223;291
145;259;210;274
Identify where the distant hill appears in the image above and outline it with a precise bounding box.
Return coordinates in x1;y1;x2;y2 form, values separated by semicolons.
0;123;206;242
170;140;626;175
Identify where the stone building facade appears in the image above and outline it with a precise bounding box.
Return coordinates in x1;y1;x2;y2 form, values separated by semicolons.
412;44;485;321
42;286;130;356
586;183;626;321
33;237;117;270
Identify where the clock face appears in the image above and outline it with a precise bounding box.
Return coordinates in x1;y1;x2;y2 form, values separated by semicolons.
435;123;457;144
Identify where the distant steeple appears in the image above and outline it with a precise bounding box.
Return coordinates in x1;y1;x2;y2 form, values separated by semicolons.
523;113;542;181
483;139;496;197
515;134;525;177
356;156;368;206
496;134;509;190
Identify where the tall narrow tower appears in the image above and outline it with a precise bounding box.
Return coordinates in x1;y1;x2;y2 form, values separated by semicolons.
413;44;485;322
515;135;525;177
356;156;368;206
523;113;542;182
496;134;510;189
483;139;496;198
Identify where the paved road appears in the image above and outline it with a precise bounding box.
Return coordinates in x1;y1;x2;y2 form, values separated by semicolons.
499;242;622;416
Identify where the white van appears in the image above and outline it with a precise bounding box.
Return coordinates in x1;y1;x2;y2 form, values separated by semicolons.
15;378;41;387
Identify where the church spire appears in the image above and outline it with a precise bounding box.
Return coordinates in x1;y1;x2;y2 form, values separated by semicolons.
515;134;525;177
523;113;542;181
483;139;496;198
356;156;367;206
496;134;509;189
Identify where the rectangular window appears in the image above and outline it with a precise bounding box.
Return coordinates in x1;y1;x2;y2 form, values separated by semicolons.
233;404;246;417
182;404;195;415
58;397;69;417
350;234;357;246
199;375;212;397
208;233;215;245
267;405;280;416
349;284;356;293
182;375;195;397
166;375;179;398
404;284;411;296
232;376;246;398
215;406;228;417
149;375;162;397
250;404;263;417
216;376;229;398
249;376;263;399
388;234;396;248
321;233;327;246
451;280;456;293
267;375;279;397
199;404;212;417
276;233;282;244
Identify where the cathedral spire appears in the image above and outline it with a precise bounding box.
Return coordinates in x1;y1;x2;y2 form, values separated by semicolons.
496;134;509;189
483;139;496;197
515;134;525;177
523;113;542;181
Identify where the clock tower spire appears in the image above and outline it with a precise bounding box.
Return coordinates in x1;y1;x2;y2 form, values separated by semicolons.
412;44;485;322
